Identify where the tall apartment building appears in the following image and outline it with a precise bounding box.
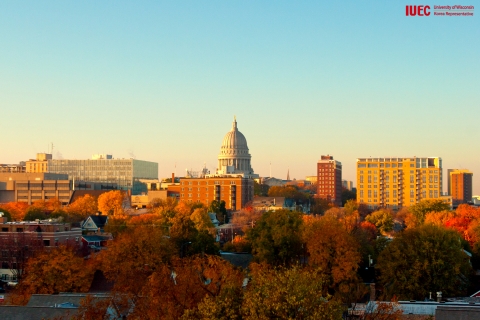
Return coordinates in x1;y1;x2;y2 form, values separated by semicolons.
179;177;253;211
448;169;473;206
317;155;342;206
47;154;158;195
356;157;442;209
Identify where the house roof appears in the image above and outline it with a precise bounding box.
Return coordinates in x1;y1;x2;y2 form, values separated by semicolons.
84;215;108;228
82;235;111;242
252;197;286;207
0;306;76;320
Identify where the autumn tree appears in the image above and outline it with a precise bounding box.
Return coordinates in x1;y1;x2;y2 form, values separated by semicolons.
303;215;361;294
97;190;125;215
247;209;303;266
241;263;343;320
232;208;262;233
0;202;29;221
99;225;176;295
405;199;451;228
268;185;308;202
365;209;394;235
324;206;360;233
377;224;473;300
16;245;94;296
67;194;98;220
135;255;244;320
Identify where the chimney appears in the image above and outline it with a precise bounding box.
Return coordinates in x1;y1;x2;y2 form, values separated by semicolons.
172;173;175;184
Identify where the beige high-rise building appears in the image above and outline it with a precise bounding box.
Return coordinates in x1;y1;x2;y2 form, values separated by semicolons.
26;153;52;173
356;157;442;209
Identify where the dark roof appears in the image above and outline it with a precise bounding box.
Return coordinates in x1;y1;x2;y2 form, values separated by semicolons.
0;306;76;320
220;252;253;270
88;215;108;228
26;293;109;308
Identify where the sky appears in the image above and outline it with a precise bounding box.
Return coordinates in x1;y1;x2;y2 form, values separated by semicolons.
1;1;479;194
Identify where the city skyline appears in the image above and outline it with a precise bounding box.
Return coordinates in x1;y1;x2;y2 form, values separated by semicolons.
1;1;478;193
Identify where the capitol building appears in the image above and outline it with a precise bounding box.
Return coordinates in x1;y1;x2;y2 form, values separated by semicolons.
179;117;256;210
212;117;259;179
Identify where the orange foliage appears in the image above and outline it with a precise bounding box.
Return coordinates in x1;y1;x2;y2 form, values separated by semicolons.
0;202;29;221
303;216;361;289
127;213;163;226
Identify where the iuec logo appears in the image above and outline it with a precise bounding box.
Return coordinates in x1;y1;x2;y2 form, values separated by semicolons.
406;5;431;16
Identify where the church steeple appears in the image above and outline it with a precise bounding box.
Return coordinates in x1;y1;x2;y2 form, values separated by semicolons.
287;169;290;181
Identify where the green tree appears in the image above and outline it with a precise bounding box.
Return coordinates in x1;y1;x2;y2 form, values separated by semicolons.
377;224;473;300
247;209;303;266
254;180;270;196
341;188;356;206
23;207;47;221
0;209;12;221
407;199;452;227
268;185;308;202
208;200;228;224
365;209;394;235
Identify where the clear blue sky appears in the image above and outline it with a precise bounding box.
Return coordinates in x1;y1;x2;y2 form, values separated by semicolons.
1;1;479;194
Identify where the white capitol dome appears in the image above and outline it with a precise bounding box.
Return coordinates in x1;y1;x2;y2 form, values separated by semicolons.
216;117;258;178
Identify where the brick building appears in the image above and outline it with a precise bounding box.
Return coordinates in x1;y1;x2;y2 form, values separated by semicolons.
317;155;342;206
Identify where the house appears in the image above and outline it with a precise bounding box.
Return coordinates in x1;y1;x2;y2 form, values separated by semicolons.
251;197;297;212
82;234;112;251
82;215;108;233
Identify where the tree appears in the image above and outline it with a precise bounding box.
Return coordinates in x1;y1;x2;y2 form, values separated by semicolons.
365;209;394;235
377;224;473;300
99;225;175;295
303;216;361;293
247;209;303;266
97;191;125;216
254;180;270;196
16;245;94;295
324;206;360;233
208;200;228;224
0;202;30;221
406;199;452;228
0;232;44;281
190;207;215;235
232;208;262;233
23;207;47;221
0;209;12;221
268;185;308;202
341;188;356;206
119;255;242;320
67;194;98;219
241;263;343;320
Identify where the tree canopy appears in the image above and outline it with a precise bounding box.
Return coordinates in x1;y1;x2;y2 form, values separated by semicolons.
377;224;473;300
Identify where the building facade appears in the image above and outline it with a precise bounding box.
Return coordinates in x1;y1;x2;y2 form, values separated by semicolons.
317;155;342;206
0;217;82;281
179;177;253;211
0;172;72;205
448;169;473;206
48;155;158;195
26;153;51;173
356;157;442;209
